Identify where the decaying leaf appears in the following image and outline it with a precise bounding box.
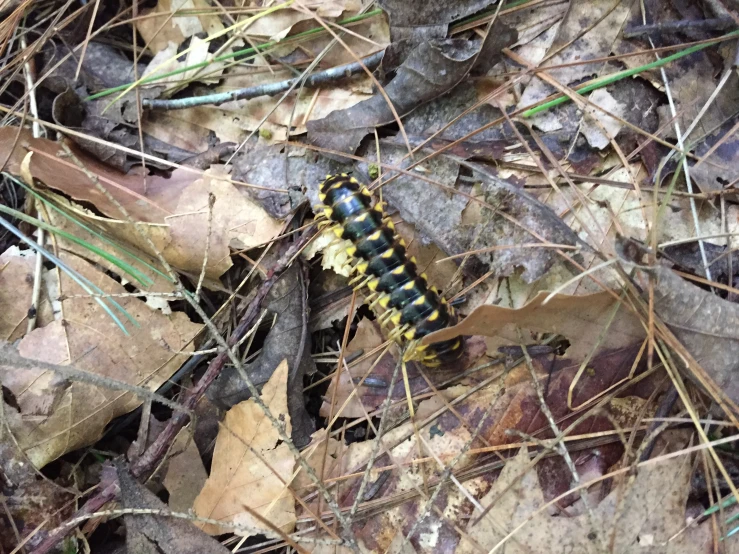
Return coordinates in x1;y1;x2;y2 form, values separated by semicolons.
614;0;739;147
0;250;202;468
208;264;316;448
233;143;353;219
377;0;498;50
306;349;658;552
516;0;633;132
458;443;724;554
193;360;296;536
690;118;739;193
118;463;232;554
0;427;74;552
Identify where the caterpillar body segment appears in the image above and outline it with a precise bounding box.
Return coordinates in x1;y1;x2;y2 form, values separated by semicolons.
316;173;465;367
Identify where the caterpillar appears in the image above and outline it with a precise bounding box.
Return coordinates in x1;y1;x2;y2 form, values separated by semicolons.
316;173;464;367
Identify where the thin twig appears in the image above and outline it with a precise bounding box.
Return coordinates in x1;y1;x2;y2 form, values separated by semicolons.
623;18;735;39
142;50;384;111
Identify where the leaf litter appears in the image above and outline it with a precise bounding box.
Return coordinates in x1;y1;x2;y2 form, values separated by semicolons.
3;0;739;552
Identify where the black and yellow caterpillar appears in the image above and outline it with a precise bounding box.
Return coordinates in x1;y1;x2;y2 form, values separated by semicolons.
316;174;464;367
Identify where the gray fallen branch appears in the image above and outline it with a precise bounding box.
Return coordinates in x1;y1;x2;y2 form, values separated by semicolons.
142;50;385;111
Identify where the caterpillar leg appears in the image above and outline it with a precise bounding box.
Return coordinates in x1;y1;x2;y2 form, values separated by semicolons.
351;275;373;291
377;309;397;328
387;323;410;342
368;293;390;311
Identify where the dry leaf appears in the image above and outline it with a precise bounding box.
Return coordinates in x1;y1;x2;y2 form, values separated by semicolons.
0;251;201;467
193;359;296;536
459;444;724;554
650;266;739;406
136;0;226;55
580;89;627;150
163;427;208;513
162;165;283;277
0;129;282;280
516;0;632;132
427;290;645;361
0;247;55;341
118;463;231;554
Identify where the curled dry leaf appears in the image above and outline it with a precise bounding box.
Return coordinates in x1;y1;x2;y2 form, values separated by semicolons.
650;266;739;406
0;250;201;468
0;128;282;279
193;360;296;537
308;38;488;156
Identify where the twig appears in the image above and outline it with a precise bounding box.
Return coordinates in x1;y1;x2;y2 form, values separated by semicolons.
142;50;385;111
623;18;735;39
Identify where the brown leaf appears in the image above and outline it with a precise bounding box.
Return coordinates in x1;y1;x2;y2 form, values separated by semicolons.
163;428;208;513
0;251;202;467
427;290;645;361
193;360;296;536
0;129;282;279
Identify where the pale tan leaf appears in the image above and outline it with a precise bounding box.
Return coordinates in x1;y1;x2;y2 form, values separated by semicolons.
0;248;54;341
162;166;283;277
193;360;296;536
163;427;208;512
136;0;225;55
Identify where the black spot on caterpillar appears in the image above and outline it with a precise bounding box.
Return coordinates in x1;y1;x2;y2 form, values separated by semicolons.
316;174;464;367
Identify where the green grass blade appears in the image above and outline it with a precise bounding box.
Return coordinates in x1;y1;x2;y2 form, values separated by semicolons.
6;174;173;284
0;203;153;287
0;217;136;334
521;30;739;118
